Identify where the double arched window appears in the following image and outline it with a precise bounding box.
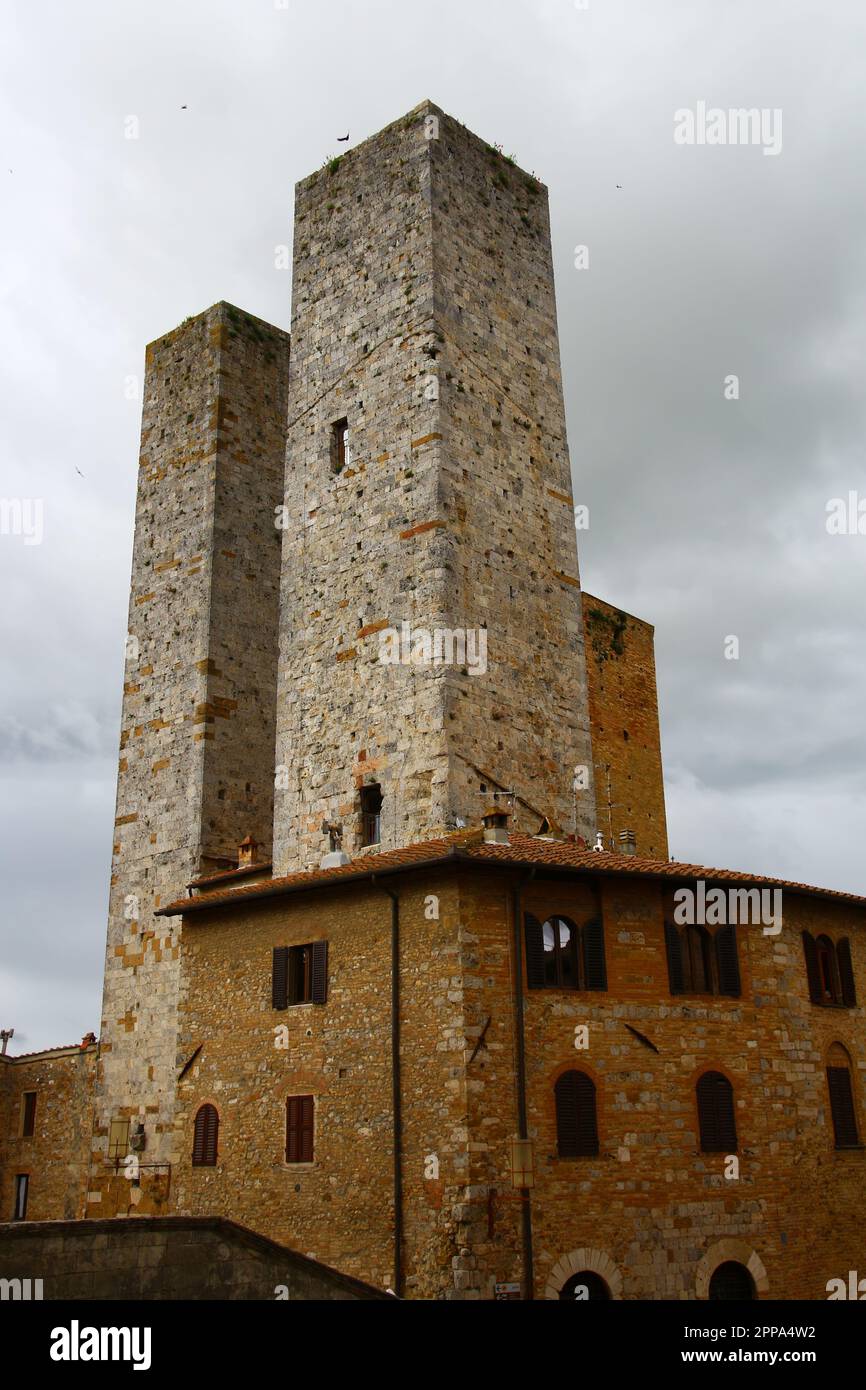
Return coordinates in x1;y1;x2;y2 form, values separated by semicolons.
192;1103;219;1167
554;1070;599;1157
665;923;740;997
696;1072;737;1153
802;932;856;1007
525;914;606;991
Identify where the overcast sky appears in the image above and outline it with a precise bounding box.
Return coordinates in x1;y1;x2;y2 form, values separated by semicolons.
1;0;864;1052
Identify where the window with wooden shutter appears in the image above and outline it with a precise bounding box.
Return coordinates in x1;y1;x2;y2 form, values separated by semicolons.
697;1071;737;1152
715;925;741;998
274;943;329;1006
524;914;545;990
272;946;289;1010
827;1063;859;1148
816;935;840;1004
310;942;328;1004
665;922;685;994
555;1070;599;1158
582;918;607;991
286;1095;315;1164
802;930;821;1003
837;939;857;1007
192;1103;218;1166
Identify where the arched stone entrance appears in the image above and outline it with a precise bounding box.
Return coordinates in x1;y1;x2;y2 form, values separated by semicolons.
544;1247;622;1300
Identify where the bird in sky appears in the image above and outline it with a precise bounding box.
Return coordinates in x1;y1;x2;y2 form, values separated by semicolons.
75;467;84;477
181;105;187;110
337;132;349;142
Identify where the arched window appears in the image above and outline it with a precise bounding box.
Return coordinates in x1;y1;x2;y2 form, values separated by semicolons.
696;1071;737;1153
559;1271;611;1300
709;1262;755;1300
665;923;740;998
802;932;856;1007
525;914;607;991
826;1044;859;1148
192;1103;218;1167
555;1070;599;1158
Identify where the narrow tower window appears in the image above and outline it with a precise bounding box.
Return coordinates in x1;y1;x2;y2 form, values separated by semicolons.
331;418;350;473
360;783;383;847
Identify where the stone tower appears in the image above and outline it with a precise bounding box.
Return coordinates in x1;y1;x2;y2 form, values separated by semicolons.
273;101;596;874
89;304;290;1209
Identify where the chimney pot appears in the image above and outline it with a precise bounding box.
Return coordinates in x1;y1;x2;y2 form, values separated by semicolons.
238;835;258;868
481;806;510;845
618;829;637;856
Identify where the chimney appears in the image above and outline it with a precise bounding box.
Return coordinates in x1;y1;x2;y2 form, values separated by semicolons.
482;806;510;845
592;832;605;853
0;1028;13;1055
618;829;637;857
238;835;259;868
320;820;350;869
80;1032;96;1049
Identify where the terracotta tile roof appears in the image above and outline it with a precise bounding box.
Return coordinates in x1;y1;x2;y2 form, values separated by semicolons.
156;830;866;917
1;1042;98;1062
188;861;273;889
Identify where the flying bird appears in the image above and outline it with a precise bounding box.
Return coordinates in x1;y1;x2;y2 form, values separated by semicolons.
616;183;622;189
181;105;187;110
337;132;349;142
75;467;84;477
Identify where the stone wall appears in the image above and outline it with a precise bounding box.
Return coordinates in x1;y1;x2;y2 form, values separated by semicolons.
0;1044;96;1223
273;101;596;875
582;593;669;859
92;303;290;1209
0;1216;386;1300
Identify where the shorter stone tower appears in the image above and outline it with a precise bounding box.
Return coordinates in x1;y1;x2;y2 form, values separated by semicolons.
89;304;290;1212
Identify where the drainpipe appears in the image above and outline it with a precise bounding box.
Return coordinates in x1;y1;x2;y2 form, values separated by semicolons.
512;868;536;1299
374;876;403;1299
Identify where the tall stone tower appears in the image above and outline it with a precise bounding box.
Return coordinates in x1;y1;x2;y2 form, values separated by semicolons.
273;101;596;874
89;304;290;1209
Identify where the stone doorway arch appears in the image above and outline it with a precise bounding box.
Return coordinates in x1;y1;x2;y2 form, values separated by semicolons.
544;1247;622;1300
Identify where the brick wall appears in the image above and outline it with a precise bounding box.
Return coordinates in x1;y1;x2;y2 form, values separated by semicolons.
0;1045;96;1223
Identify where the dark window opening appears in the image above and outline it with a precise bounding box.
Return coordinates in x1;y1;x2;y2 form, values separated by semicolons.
555;1070;599;1158
560;1271;611;1300
21;1092;36;1138
13;1174;28;1221
665;922;740;998
360;783;382;847
696;1071;738;1153
272;942;328;1009
192;1103;219;1167
331;418;349;473
803;931;855;1007
286;1095;315;1164
709;1262;755;1300
525;914;606;992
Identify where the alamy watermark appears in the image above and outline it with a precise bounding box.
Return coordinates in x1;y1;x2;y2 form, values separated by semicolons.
0;497;43;546
379;621;487;676
674;102;782;157
673;880;782;936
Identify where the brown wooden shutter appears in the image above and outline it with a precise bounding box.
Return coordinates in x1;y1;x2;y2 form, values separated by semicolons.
286;1096;314;1163
802;931;821;1003
555;1071;599;1157
311;942;329;1004
300;1095;315;1162
583;919;607;991
837;939;857;1007
272;946;289;1010
827;1067;859;1148
192;1103;218;1166
715;925;741;997
524;914;545;990
697;1072;737;1152
665;922;685;994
